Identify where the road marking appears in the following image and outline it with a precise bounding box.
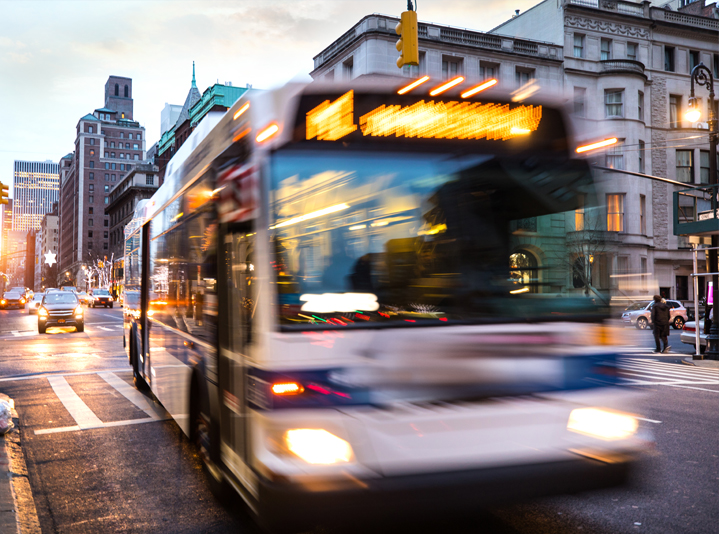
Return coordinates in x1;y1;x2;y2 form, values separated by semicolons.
46;376;103;429
0;368;129;383
666;384;719;393
35;417;163;435
97;326;114;331
98;372;165;420
635;417;663;424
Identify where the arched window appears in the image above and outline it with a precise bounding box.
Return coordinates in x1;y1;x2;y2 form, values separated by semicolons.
124;85;129;97
114;83;119;96
509;251;538;293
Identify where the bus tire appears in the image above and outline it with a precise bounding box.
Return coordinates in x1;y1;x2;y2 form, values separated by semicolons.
190;376;230;503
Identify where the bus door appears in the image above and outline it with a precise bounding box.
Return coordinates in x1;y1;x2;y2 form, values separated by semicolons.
219;227;255;484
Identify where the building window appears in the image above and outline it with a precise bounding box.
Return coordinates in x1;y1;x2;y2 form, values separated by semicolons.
627;42;637;61
638;140;645;173
104;220;109;227
638;91;644;121
104;231;108;238
573;34;584;58
701;150;712;184
104;242;109;250
575;194;585;231
88;242;93;249
89;138;95;145
89;172;94;180
104;185;109;192
120;153;125;159
105;163;109;169
120;164;124;171
134;155;139;160
88;126;94;134
690;50;700;72
607;194;624;232
133;143;139;150
442;57;462;80
110;142;115;148
137;133;141;140
89;184;94;192
640;194;646;234
125;143;130;149
605;90;623;118
89;161;94;168
129;133;133;140
88;195;93;203
114;83;119;96
573;87;586;117
665;46;675;71
105;173;109;181
88;231;93;238
105;197;109;204
111;174;116;181
89;150;95;156
111;163;116;170
111;152;115;158
601;39;612;61
515;68;534;88
120;132;124;139
479;61;498;81
403;51;426;77
605;140;624;170
342;57;353;80
124;85;129;97
669;95;681;128
714;54;719;78
89;218;94;227
676;150;694;183
146;176;154;185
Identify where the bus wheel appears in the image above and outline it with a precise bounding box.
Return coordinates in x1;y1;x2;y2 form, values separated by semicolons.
131;332;149;392
190;381;229;502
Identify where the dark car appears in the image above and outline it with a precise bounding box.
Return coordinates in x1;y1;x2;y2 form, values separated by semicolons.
1;291;26;310
90;288;113;308
38;291;84;333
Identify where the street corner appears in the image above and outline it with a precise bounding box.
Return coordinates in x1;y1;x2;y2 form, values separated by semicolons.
682;357;719;369
0;392;41;534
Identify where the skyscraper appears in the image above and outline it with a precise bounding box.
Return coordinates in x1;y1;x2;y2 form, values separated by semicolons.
12;160;59;232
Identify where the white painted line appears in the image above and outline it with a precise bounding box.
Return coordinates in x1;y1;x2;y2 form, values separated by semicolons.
98;372;164;420
47;375;103;429
0;368;129;383
635;417;662;424
665;384;719;393
34;417;166;435
97;327;114;331
619;364;716;381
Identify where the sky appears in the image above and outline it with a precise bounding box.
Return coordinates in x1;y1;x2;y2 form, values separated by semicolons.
0;0;540;196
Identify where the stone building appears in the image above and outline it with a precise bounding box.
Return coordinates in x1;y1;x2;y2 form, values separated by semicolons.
105;163;159;284
35;211;58;290
58;76;146;287
492;0;719;303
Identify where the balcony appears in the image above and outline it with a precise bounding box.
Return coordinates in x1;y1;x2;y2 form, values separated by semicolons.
674;184;719;237
600;59;645;76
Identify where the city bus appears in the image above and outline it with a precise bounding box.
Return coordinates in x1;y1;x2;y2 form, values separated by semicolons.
123;80;650;531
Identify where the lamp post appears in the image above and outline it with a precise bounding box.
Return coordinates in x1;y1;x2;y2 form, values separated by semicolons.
686;63;718;359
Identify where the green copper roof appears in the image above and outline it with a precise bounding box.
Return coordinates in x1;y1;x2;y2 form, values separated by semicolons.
95;107;117;113
158;129;176;156
80;113;100;121
189;84;247;126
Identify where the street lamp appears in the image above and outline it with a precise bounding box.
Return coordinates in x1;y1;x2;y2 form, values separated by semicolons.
686;63;718;359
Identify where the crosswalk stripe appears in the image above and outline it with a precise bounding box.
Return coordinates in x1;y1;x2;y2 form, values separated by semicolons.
98;372;162;420
47;376;103;429
619;364;718;381
622;360;719;377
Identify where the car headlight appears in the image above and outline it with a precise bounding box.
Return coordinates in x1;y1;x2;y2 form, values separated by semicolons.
567;408;638;441
38;307;48;317
1;300;5;305
284;429;354;465
74;306;83;316
109;296;113;301
20;298;25;304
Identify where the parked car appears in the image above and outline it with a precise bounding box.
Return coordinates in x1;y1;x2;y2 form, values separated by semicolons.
621;299;687;330
681;320;706;353
37;291;84;334
10;287;32;301
89;288;113;308
28;293;45;314
1;291;26;310
76;291;91;306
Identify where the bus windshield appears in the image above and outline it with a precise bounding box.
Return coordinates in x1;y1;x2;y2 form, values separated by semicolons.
271;149;605;329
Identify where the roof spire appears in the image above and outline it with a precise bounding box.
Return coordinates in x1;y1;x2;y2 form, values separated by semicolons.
192;61;196;88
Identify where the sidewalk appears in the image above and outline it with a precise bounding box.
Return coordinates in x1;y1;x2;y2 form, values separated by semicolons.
683;357;719;369
0;393;41;534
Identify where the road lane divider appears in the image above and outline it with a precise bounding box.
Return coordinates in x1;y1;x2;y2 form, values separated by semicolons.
46;376;103;430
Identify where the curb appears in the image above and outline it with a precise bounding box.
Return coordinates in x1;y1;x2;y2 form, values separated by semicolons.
681;358;696;366
0;394;41;534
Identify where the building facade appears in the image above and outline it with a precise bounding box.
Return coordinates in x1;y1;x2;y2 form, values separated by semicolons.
34;212;58;290
492;0;719;303
11;160;59;232
105;163;159;283
58;75;146;286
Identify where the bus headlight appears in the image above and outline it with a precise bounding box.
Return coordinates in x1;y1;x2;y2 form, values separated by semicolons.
567;408;638;441
284;429;354;465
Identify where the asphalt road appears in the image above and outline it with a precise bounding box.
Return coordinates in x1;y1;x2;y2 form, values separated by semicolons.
0;308;717;534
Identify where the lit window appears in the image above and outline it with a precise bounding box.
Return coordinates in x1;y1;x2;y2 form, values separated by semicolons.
607;194;624;232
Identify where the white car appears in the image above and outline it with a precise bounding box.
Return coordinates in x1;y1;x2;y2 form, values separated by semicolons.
621;300;687;330
680;320;707;353
28;293;45;314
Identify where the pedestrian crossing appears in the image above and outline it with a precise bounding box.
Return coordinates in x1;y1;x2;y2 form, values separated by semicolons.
618;357;719;392
1;322;123;339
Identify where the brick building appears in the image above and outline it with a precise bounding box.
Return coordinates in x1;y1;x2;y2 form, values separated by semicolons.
58;75;146;286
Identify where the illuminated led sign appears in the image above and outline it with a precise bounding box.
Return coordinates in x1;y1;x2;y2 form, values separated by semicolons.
359;101;542;141
305;91;542;142
306;90;358;141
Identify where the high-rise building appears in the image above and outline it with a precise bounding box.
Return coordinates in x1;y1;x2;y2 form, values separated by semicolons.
58;75;146;286
11;160;59;232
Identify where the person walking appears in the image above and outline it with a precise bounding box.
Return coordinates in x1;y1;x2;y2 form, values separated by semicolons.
651;294;671;353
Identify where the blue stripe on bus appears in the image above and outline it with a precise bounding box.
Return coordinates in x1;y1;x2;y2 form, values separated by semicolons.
246;353;620;411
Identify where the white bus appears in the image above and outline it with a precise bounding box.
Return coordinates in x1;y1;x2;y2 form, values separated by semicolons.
124;81;649;531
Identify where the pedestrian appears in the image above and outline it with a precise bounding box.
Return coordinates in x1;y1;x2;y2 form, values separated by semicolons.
651;294;671;353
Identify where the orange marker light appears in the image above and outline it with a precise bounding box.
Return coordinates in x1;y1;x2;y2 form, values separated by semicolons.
256;123;279;143
576;137;618;153
460;79;498;98
429;76;464;96
271;382;304;395
233;102;250;120
398;75;430;95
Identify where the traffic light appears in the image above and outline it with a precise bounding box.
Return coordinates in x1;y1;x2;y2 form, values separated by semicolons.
0;182;8;205
396;4;419;69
